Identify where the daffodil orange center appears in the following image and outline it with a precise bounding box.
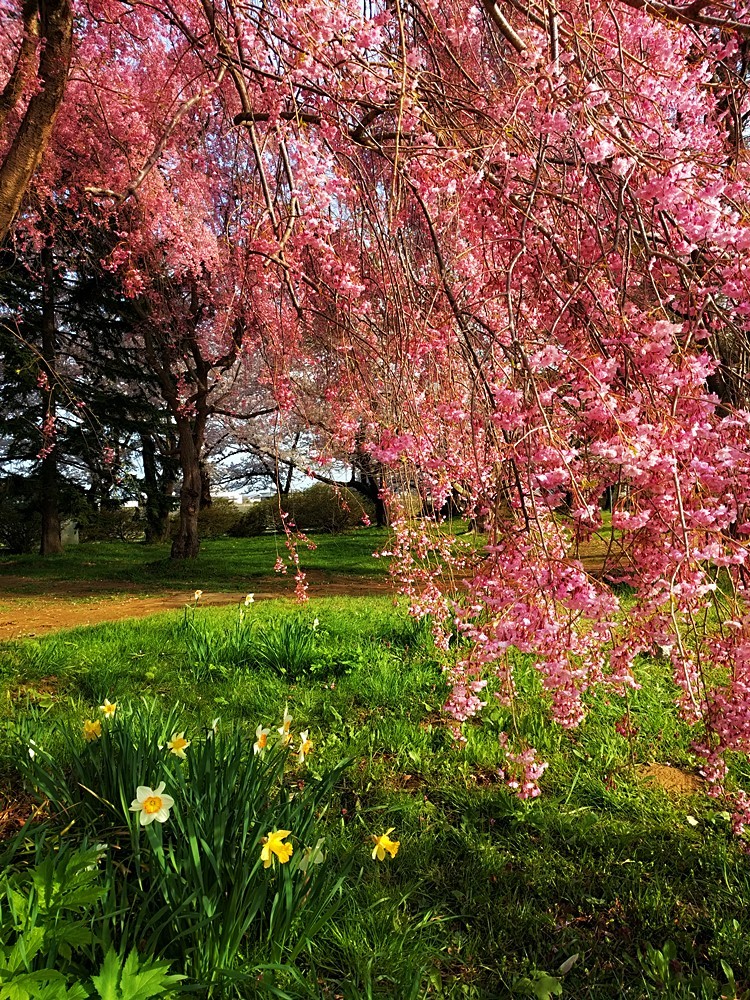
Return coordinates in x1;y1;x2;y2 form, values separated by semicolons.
258;733;267;748
144;795;162;814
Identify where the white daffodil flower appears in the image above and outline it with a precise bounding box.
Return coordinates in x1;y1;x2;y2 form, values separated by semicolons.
129;782;175;826
278;705;293;746
254;724;271;755
299;838;326;873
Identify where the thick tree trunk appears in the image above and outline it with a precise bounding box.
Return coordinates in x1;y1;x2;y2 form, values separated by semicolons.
39;450;62;553
349;470;387;527
0;0;73;242
199;461;212;508
39;244;62;555
141;431;173;543
171;419;202;559
350;438;387;526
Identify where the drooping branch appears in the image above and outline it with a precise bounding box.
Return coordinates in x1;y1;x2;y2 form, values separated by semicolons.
481;0;527;52
232;108;408;149
614;0;750;36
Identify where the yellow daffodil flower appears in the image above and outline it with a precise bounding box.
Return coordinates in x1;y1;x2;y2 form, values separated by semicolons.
167;732;190;758
194;590;203;602
278;705;293;746
261;829;293;868
99;698;117;718
129;782;174;826
254;725;270;755
297;729;313;764
245;593;255;606
83;719;102;742
299;838;325;873
371;828;400;861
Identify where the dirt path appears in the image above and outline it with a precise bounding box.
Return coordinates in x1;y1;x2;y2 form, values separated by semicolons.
0;574;394;640
0;533;629;641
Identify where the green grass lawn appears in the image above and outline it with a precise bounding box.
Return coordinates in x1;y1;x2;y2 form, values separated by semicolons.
0;530;394;596
0;519;621;601
2;596;749;998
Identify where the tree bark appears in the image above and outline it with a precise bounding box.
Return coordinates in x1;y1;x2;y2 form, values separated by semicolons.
0;0;41;131
0;0;73;242
171;418;202;559
39;243;62;555
199;460;212;507
349;442;387;527
141;431;174;543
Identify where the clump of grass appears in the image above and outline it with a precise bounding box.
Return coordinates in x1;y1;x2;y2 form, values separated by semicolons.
251;615;316;679
14;698;352;993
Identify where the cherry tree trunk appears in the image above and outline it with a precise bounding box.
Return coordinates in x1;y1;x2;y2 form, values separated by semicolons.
199;461;212;508
39;244;62;555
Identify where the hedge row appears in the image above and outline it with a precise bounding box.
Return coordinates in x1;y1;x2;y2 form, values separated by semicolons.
228;484;376;536
0;484;378;550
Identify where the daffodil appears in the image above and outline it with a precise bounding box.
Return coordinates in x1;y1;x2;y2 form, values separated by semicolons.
166;732;190;758
99;698;117;718
278;705;293;746
297;729;313;764
129;782;174;826
83;719;102;742
261;829;293;868
194;589;203;602
299;838;326;873
371;828;400;861
254;724;271;755
245;593;255;606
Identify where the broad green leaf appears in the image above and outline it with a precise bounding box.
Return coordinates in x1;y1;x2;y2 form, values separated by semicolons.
91;947;121;1000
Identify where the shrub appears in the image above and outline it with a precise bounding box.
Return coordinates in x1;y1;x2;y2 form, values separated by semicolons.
79;507;142;542
230;485;376;536
197;498;244;539
229;497;279;537
0;495;40;553
287;483;376;533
